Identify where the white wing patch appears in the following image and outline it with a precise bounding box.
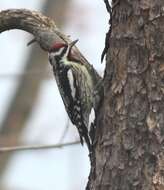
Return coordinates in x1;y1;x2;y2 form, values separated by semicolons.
88;108;95;131
67;69;76;98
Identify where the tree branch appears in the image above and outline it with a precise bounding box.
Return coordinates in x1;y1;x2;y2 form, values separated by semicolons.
0;8;97;70
0;9;65;50
0;141;80;153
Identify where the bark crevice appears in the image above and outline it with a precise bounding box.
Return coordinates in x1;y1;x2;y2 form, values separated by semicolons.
88;1;164;190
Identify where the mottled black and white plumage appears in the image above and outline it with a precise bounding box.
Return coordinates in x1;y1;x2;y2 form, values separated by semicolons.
48;40;101;151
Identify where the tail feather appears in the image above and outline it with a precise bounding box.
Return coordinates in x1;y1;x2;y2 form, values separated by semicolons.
76;122;92;152
80;135;84;145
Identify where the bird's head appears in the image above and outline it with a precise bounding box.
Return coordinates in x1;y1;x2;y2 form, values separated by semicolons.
49;39;78;61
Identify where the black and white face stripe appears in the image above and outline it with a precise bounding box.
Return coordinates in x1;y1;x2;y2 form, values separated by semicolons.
52;47;65;56
48;45;69;65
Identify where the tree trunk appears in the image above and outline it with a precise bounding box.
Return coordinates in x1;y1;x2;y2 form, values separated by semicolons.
88;0;164;190
0;0;163;189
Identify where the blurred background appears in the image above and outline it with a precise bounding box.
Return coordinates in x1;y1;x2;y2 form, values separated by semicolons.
0;0;108;190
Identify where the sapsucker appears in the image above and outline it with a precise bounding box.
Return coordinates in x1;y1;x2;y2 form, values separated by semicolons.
48;39;101;152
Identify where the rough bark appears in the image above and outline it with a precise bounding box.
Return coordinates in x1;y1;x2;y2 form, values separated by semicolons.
88;0;164;190
0;0;163;189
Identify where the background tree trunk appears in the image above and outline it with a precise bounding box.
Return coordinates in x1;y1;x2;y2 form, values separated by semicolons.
88;0;164;190
0;0;70;180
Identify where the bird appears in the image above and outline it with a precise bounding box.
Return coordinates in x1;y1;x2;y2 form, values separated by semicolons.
48;39;101;152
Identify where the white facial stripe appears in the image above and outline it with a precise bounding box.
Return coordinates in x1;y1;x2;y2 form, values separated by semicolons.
88;108;95;131
55;47;65;56
49;47;65;58
67;69;76;98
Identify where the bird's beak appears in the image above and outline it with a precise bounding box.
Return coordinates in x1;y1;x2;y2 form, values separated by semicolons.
69;39;79;49
27;38;37;46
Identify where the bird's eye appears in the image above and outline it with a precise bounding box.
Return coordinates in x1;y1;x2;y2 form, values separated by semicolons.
50;43;66;52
